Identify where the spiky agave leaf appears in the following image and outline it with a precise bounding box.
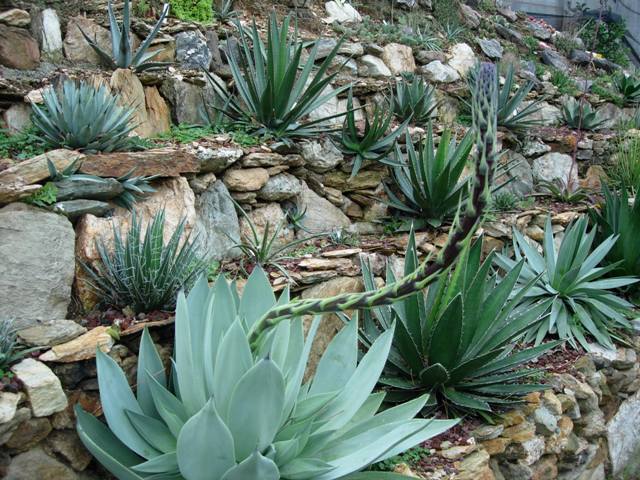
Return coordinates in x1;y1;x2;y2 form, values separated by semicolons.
81;209;207;313
494;216;638;351
613;73;640;106
561;97;606;131
76;269;458;479
358;231;557;415
80;0;170;72
205;14;350;139
392;74;437;125
31;80;137;153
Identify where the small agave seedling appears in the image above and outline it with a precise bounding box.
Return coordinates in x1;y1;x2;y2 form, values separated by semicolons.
76;269;457;479
80;0;170;72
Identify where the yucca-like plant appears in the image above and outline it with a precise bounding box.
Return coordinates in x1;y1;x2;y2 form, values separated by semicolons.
590;183;640;281
392;74;437;125
494;216;638;351
359;233;557;415
205;14;348;139
561;97;606;131
385;126;473;228
0;319;40;377
80;0;170;72
76;268;457;479
82;209;207;313
338;89;410;178
214;0;237;21
114;170;158;210
31;81;137;153
538;177;589;204
613;73;640;106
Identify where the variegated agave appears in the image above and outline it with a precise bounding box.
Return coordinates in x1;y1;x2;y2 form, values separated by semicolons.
76;269;457;479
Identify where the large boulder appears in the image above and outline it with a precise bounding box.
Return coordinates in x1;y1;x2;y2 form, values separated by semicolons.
63;16;111;65
160;75;220;125
239;202;294;246
448;43;476;77
495;150;534;196
0;24;40;69
74;177;197;311
607;390;640;476
382;43;416;75
540;48;570;72
31;8;63;62
295;182;350;236
0;204;74;329
175;30;212;70
532;152;578;185
422;60;460;83
359;54;392;78
195;180;241;261
300;138;344;173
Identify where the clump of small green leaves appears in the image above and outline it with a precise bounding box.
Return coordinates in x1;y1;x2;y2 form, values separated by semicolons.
385;126;473;228
0;319;40;378
338;89;409;178
538;177;589;204
590;183;640;283
523;35;539;55
23;182;58;207
360;232;556;416
76;268;457;479
169;0;211;22
561;97;606;131
613;73;640;106
443;22;465;43
81;0;170;72
232;200;317;281
0;127;47;160
327;227;359;247
31;80;137;153
495;216;638;351
491;191;519;211
580;17;630;67
392;74;437;125
608;134;640;193
550;69;578;95
371;445;431;472
206;14;348;139
82;209;207;313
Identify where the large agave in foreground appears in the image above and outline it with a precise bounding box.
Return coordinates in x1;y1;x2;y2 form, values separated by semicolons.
495;216;638;350
76;269;456;479
359;233;556;415
31;80;137;153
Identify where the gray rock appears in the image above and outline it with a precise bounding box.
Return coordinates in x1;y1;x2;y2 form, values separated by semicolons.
63;16;111;66
422;60;460;83
0;392;20;424
175;30;212;70
528;21;552;40
533;406;559;435
2;103;31;134
415;49;446;65
478;38;503;59
53;200;112;220
325;0;362;23
11;359;67;417
597;102;625;130
196;145;243;174
45;429;93;471
569;49;619;72
495;150;533;196
160;75;221;125
0;203;75;329
31;8;62;62
315;38;338;59
258;173;302;201
0;9;30;27
359;54;392;77
607;390;640;476
460;4;481;28
525;100;562;126
54;177;123;201
195;180;241;260
0;408;30;446
339;41;364;57
448;43;476;77
472;424;504;441
497;5;518;22
382;43;416;74
6;448;77;480
301;138;344;173
17;320;86;347
496;24;524;46
532;152;578;185
522;139;551;157
296;182;350;236
541;48;570;72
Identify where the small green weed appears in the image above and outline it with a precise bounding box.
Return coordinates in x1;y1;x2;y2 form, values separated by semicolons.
23;182;57;207
550;69;579;95
169;0;212;23
0;127;47;160
371;445;431;471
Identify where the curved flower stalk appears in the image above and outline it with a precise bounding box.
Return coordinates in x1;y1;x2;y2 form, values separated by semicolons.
76;269;456;479
248;62;500;346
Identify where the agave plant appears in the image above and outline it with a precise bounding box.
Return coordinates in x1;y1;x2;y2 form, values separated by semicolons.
82;209;207;313
538;177;589;204
31;80;137;153
384;126;473;228
76;268;457;479
214;0;237;21
561;97;606;131
613;73;640;106
359;232;556;415
0;319;40;377
590;183;640;281
494;216;638;351
392;74;437;125
80;0;170;72
338;89;410;178
205;14;349;139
